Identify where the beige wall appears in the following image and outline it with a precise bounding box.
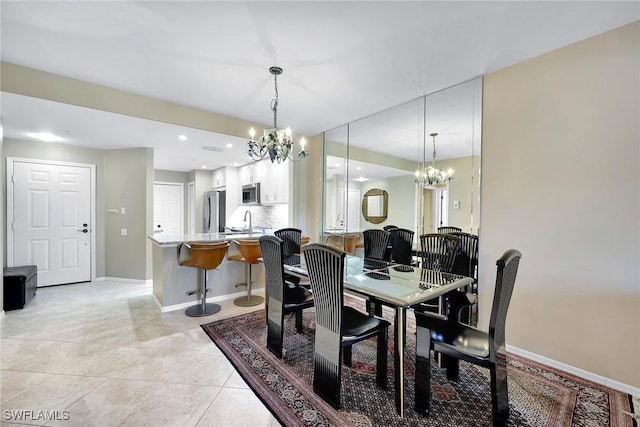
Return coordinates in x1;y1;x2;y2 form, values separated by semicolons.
104;148;154;280
480;22;639;388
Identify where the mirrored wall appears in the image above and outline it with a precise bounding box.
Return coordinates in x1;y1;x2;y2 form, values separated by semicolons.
322;77;482;246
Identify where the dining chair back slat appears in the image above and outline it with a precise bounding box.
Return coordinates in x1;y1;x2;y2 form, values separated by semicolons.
363;229;390;260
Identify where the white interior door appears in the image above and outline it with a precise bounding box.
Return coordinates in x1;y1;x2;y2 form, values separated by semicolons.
11;161;92;286
154;182;183;236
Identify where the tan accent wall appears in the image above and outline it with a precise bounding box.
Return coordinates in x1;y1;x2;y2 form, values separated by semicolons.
480;22;639;388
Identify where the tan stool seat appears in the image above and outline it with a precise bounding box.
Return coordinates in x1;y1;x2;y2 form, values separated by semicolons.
229;240;265;307
325;234;359;254
178;241;229;317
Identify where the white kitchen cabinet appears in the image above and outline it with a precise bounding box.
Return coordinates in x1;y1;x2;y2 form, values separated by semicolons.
239;162;263;186
212;168;226;188
261;160;289;204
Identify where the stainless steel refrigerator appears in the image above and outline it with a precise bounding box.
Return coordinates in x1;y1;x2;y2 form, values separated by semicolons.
203;190;226;233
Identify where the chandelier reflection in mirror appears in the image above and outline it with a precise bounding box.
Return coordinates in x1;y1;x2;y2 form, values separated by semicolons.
415;132;453;187
247;66;308;163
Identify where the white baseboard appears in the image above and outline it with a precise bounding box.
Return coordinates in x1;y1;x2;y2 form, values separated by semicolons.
95;277;152;285
507;344;640;396
153;288;266;313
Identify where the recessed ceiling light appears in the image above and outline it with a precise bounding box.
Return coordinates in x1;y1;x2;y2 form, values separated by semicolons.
357;167;362;170
226;143;233;148
27;132;64;142
179;135;187;141
233;162;239;166
354;177;369;182
201;165;207;169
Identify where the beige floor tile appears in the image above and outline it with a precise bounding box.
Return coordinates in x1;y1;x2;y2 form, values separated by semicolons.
1;281;276;426
196;388;276;427
113;324;212;352
2;374;106;416
1;341;106;374
223;371;249;389
59;346;158;378
119;383;220;427
0;371;53;404
45;378;160;427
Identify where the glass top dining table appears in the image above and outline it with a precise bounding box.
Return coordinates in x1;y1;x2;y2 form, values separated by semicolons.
281;253;474;418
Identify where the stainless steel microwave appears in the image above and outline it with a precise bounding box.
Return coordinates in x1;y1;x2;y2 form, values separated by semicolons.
242;183;260;204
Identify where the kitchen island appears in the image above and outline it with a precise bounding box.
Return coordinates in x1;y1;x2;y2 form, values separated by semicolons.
149;232;266;312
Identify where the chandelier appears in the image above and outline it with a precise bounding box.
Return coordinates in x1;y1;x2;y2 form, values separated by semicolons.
415;132;453;187
247;66;308;163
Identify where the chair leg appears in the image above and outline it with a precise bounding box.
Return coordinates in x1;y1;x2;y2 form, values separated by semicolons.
313;351;342;409
414;324;432;415
443;354;460;380
367;298;382;317
490;356;510;426
376;329;388;389
266;301;284;359
343;345;352;367
295;310;303;333
266;318;284;359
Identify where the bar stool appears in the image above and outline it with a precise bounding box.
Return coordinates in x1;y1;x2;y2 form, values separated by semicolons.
178;241;230;317
228;240;265;307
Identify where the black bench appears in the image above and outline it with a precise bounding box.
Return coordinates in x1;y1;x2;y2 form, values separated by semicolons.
3;265;37;311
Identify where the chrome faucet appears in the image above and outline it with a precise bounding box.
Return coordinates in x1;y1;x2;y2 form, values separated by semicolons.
335;212;344;228
244;210;252;237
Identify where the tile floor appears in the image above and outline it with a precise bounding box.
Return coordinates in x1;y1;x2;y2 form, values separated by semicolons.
0;280;279;426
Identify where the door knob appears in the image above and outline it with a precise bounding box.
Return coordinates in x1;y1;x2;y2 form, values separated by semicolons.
77;228;88;233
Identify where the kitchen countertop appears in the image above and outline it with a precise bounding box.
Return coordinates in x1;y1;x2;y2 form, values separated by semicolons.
149;232;264;246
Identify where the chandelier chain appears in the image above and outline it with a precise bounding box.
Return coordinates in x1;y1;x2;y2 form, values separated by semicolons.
271;73;279;128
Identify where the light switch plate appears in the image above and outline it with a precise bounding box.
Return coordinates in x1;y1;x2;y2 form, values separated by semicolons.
453;200;460;210
121;207;126;215
120;228;127;236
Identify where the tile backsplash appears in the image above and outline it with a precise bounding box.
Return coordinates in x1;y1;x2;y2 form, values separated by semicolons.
227;204;288;231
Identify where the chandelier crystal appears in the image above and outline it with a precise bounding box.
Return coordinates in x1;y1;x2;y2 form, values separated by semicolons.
415;132;453;187
247;66;308;163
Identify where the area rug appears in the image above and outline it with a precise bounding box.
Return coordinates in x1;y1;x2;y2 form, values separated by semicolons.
201;301;637;427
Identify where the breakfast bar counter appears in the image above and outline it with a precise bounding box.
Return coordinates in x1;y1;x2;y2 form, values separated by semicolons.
149;233;265;312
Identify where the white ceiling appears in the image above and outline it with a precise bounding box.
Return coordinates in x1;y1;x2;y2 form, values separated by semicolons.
1;1;638;172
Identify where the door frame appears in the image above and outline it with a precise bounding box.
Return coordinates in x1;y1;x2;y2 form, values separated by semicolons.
6;157;97;282
153;181;184;235
187;181;195;235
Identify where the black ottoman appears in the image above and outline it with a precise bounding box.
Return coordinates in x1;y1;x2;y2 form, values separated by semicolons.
3;265;38;311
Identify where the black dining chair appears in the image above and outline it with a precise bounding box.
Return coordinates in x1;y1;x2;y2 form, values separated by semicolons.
274;227;302;255
415;233;461;314
304;243;390;408
414;249;522;426
437;226;462;234
449;232;480;324
388;227;415;265
363;229;390;260
418;233;460;273
382;224;398;231
259;235;314;359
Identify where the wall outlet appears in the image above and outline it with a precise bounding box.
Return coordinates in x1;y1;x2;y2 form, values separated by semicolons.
120;228;128;236
453;200;460;210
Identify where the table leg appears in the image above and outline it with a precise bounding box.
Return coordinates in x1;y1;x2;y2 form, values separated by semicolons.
394;306;405;418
